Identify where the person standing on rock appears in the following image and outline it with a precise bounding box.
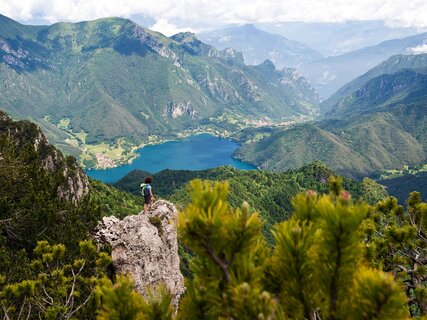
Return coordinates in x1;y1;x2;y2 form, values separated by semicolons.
140;176;155;212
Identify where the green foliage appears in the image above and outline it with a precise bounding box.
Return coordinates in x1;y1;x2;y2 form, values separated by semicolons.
363;192;427;316
96;275;174;320
114;163;388;244
178;180;276;319
0;240;111;319
271;219;318;318
346;268;409;320
0;119;102;282
176;179;408;320
89;179;144;218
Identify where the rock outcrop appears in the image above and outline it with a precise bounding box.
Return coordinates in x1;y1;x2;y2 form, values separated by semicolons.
0;110;89;203
92;200;185;305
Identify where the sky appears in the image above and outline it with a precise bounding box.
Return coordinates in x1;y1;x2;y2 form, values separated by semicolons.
0;0;427;36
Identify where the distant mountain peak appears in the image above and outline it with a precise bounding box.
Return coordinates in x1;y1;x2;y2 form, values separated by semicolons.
239;24;257;31
260;59;276;69
321;53;427;113
170;31;199;43
199;24;322;68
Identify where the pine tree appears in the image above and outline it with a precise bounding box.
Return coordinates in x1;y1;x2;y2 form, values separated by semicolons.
177;178;408;320
362;192;427;316
0;240;111;319
96;275;174;320
178;180;276;319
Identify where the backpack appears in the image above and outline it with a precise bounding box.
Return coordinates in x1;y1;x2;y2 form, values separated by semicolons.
140;183;150;197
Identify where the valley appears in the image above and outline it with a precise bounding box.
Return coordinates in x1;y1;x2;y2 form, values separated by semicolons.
0;14;426;184
0;14;319;169
1;3;427;318
43;110;311;169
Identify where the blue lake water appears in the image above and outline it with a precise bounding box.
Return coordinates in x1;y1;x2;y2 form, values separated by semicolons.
86;134;255;183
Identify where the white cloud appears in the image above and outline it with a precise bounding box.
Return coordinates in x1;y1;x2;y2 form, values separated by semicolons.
1;0;427;35
411;44;427;54
150;19;195;36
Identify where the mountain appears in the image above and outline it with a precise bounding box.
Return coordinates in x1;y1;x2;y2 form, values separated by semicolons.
259;20;425;57
0;15;319;167
0;109;100;287
199;24;323;68
298;32;427;97
321;54;427;113
234;60;427;178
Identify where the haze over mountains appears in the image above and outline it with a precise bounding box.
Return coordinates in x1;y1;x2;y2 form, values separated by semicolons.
200;23;427;98
258;21;426;57
199;24;323;68
299;32;427;97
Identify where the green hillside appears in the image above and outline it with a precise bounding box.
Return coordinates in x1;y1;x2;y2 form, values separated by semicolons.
321;54;427;113
380;172;427;204
113;162;388;238
323;68;427;118
0;110;143;252
0;14;319;168
234;61;427;178
377;164;427;204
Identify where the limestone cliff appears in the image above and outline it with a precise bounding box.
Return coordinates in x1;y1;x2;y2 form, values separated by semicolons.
92;200;185;305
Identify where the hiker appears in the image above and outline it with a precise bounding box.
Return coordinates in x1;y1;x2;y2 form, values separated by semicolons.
140;176;155;211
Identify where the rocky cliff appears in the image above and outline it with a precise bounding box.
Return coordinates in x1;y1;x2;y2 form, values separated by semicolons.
93;200;185;305
0;110;89;202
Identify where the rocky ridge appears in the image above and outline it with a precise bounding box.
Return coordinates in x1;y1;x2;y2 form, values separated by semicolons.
92;200;185;305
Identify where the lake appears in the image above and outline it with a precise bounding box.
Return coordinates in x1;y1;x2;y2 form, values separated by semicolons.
86;134;256;183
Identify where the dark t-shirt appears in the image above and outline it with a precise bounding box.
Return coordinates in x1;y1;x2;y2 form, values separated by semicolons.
144;184;152;204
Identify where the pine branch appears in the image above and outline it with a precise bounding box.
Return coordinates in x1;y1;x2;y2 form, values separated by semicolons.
205;244;231;284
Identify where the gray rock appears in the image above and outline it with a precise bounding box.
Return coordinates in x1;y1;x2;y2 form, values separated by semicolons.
93;200;185;305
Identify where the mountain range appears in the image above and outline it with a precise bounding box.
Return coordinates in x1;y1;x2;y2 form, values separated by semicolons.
234;54;427;178
0;14;319;167
199;21;427;99
298;32;427;97
199;24;323;68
